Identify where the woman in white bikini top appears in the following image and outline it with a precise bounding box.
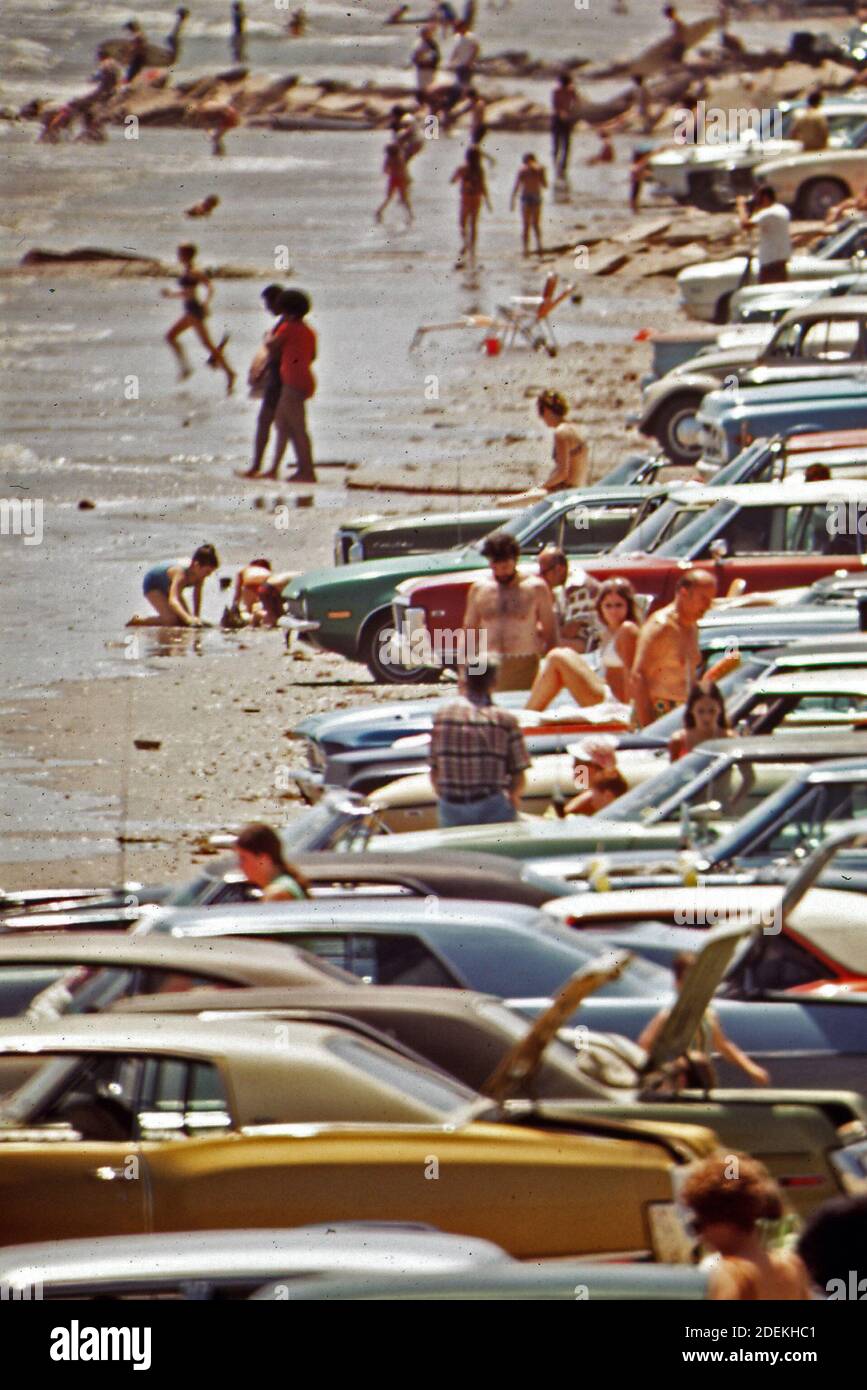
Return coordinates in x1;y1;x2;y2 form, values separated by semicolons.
526;577;641;712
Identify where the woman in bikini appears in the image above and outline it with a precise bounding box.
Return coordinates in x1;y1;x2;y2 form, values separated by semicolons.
510;152;547;256
375;141;414;225
537;388;588;492
163;243;235;394
526;577;641;712
451;145;491;266
669;680;732;761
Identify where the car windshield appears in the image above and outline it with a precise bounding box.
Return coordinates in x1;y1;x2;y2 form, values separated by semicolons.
712;440;773;486
278;799;357;853
469;498;554;551
711;769;867;863
653;500;736;559
818;220;867;260
608;499;683;555
602;748;723;823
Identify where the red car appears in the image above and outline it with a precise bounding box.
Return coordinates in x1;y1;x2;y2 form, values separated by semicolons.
394;481;867;661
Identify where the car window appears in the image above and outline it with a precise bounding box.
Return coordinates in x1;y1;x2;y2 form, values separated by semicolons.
137;1057;232;1138
561;507;638;555
723;931;827;997
713;505;779;556
768;321;801;359
325;1035;476;1115
798;319;862;362
288;932;458;986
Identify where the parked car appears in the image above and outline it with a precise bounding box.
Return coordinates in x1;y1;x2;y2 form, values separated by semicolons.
251;1262;710;1301
332;453;666;564
523;746;867;888
0;852;577;937
698;572;867;658
113;950;867;1221
138;896;674;1002
648;99;867;209
0;1011;715;1257
0;933;354;1021
293;638;867;798
282;487;659;681
0;1224;511;1301
636;299;867;463
396;482;867;671
677;217;867;323
731;271;867;325
758;147;867;221
694;426;867;484
695;377;867;467
361;736;867;864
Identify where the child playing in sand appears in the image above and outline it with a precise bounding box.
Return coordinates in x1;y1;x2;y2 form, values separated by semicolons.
375;141;414;225
128;545;219;627
588;123;616;165
510;152;547;256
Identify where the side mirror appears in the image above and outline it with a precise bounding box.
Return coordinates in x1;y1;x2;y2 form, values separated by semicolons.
709;538;729;561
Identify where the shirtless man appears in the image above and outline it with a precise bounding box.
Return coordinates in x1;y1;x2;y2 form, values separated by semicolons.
630;568;716;727
463;531;556;691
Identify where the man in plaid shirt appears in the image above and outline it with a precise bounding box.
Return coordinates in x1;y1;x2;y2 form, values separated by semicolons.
430;660;530;828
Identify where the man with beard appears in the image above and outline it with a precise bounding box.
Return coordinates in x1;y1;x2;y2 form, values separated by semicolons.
462;530;556;691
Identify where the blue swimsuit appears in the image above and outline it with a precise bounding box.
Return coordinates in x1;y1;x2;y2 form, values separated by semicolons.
142;562;181;597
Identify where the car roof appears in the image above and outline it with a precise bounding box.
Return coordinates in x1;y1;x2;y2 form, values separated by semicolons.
110;984;507;1022
746;667;867;696
0;932;341;987
778;296;867;324
153;897;547;938
667;480;867;507
687;731;867;759
551;885;786;924
0;1225;509;1290
0;1013;351;1057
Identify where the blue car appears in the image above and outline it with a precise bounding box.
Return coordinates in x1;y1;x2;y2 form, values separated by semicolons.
697;377;867;467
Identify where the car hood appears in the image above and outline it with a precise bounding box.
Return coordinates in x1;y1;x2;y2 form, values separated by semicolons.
284;548;480;597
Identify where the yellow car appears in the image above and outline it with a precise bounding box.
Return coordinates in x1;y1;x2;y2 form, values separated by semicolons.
0;1011;716;1259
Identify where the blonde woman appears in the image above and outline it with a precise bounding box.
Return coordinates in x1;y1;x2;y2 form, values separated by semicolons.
537;389;588;492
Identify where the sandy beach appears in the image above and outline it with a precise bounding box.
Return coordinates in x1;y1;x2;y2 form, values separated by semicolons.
0;0;841;890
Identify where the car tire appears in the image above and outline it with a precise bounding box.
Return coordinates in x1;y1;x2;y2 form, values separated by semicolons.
361;611;442;684
797;178;848;222
651;394;705;465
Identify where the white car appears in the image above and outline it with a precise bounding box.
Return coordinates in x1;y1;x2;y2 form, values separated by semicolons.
731;272;867;324
757;146;867;220
650;100;867;210
677;217;867;323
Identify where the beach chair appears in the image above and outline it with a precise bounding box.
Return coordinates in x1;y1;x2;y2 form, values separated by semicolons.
410;273;575;356
495;273;575;357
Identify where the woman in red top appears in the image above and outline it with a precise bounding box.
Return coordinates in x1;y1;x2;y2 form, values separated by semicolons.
264;288;317;482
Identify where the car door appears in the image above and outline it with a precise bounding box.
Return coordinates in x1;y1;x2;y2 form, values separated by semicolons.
0;1053;148;1246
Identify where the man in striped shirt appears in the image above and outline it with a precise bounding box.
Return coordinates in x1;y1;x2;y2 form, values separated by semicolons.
430;660;530;828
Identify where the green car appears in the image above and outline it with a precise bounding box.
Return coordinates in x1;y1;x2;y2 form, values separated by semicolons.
284;487;659;682
332;453;666;565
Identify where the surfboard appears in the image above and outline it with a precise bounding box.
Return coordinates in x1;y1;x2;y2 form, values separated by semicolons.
629;16;717;78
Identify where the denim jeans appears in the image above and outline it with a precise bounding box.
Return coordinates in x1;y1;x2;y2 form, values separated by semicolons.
438;791;517;829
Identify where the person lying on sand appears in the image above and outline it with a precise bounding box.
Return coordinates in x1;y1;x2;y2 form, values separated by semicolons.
186;195;220;218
